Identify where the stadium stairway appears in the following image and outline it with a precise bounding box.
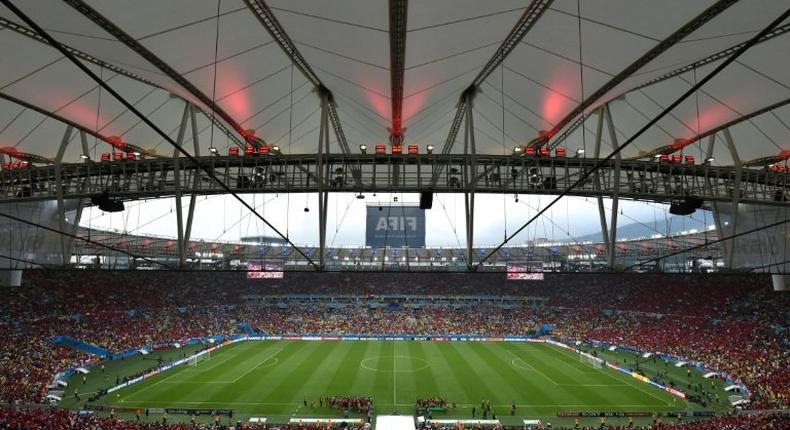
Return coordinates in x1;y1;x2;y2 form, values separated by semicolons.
538;324;554;336
50;336;111;358
238;323;257;336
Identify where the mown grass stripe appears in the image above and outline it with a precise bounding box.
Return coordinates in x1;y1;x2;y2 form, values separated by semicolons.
299;340;357;401
475;342;559;412
404;341;434;402
441;342;502;405
199;341;309;410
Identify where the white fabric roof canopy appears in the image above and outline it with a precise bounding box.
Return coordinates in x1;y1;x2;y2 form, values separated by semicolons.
0;0;788;166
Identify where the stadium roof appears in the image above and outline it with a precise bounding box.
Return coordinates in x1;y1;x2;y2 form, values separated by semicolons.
1;0;789;167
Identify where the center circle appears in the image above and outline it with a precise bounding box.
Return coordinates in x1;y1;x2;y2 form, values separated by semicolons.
360;355;430;372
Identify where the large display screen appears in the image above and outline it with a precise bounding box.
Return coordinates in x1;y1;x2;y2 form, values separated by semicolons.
365;204;426;247
506;262;544;281
247;261;284;279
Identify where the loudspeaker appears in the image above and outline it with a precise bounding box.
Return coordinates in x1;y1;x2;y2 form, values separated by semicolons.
669;196;703;216
419;192;433;210
92;193;125;212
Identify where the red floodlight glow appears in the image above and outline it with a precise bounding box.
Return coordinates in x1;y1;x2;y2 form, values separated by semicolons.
105;136;127;151
241;129;256;143
669;137;691;152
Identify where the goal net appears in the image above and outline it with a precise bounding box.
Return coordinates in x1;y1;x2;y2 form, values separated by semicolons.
579;352;604;369
188;351;210;367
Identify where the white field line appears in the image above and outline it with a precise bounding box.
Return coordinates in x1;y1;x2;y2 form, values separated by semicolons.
120;365;192;401
167;357;280;384
184;345;246;372
119;400;301;406
393;350;397;405
558;384;628;387
597;365;675;406
545;351;593;375
510;357;538;371
506;349;559;385
547;344;674;407
391;402;674;408
229;347;283;383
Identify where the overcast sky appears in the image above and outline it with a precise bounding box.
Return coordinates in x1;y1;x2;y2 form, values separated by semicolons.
80;193;714;247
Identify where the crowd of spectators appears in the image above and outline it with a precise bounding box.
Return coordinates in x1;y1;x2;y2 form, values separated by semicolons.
0;406;370;429
415;398;449;417
415;398;447;409
546;293;789;409
322;396;373;416
1;407;787;429
0;270;787;420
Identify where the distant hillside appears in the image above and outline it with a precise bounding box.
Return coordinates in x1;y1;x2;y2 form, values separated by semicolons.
572;212;713;243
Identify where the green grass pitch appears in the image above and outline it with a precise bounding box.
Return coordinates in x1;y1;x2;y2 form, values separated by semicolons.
95;340;720;426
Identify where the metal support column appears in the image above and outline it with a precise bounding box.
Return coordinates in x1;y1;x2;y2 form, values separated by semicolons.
64;200;84;264
592;108;610;255
705;134;716;164
79;131;90;160
54;126;74;265
182;104;202;261
317;96;330;270
173;104;190;268
708;133;727;268
604;105;621;269
722;128;742;269
464;94;476;269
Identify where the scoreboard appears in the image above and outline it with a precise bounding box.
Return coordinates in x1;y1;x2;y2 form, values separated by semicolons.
247;261;284;279
506;261;544;281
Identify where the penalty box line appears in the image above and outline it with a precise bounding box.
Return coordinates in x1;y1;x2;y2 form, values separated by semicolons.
182;347;241;373
120;364;193;401
548;344;675;407
229;347;284;383
165;356;280;385
161;346;282;386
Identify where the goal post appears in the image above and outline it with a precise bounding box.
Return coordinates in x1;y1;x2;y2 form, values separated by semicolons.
579;352;604;369
188;351;210;367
